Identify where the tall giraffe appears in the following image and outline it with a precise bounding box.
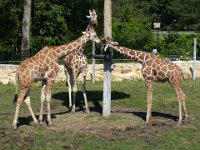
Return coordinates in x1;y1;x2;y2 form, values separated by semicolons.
86;9;98;25
103;38;188;125
64;44;89;113
13;26;100;129
64;9;98;113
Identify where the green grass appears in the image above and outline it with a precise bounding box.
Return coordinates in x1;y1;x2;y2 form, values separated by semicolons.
0;79;200;150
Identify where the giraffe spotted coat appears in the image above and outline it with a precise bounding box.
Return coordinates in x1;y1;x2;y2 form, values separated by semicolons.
104;38;188;125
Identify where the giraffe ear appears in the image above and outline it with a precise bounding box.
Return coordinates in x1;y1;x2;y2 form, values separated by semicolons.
86;15;91;19
111;42;119;45
104;45;109;51
82;31;86;34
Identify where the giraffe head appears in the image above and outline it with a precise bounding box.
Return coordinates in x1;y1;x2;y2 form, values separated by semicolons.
82;25;101;44
102;37;119;51
86;9;98;26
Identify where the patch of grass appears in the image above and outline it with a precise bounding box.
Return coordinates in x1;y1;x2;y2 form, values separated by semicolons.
0;79;200;149
151;125;200;150
75;134;148;150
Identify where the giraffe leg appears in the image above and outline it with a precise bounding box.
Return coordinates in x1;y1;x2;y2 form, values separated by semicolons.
39;80;47;124
46;78;53;126
180;88;189;122
67;72;72;109
145;80;153;124
24;95;39;127
177;99;183;124
71;79;77;113
171;83;184;124
82;70;90;114
13;88;28;129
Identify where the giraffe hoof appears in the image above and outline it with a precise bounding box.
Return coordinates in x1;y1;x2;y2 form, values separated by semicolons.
47;123;54;128
68;106;74;112
39;120;43;126
145;120;152;126
70;108;76;114
70;111;75;114
31;120;40;127
85;109;90;114
34;123;40;127
13;124;18;130
145;122;150;126
176;121;182;125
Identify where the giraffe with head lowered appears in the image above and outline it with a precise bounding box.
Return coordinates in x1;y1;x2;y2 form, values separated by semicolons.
104;37;188;125
64;44;89;113
13;24;100;129
64;9;98;113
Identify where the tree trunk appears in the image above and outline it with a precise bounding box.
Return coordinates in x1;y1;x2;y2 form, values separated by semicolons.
104;0;112;39
103;0;112;117
21;0;31;52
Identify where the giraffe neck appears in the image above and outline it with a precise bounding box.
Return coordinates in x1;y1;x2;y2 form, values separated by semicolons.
111;45;147;63
54;34;88;59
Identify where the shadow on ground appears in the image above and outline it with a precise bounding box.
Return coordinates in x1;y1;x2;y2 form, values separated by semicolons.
16;91;179;128
133;111;178;122
52;90;130;113
111;107;179;122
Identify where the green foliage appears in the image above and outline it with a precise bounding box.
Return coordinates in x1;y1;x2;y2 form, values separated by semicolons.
31;1;73;53
159;33;194;59
0;0;22;60
113;17;154;57
0;0;200;61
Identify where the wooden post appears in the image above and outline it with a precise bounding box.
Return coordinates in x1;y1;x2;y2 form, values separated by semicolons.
193;38;197;80
103;0;112;116
92;42;96;83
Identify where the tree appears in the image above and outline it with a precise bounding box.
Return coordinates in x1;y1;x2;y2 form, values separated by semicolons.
0;0;200;61
0;0;22;61
21;0;31;56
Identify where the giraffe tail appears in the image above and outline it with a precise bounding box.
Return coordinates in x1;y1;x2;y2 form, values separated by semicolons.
181;70;193;88
13;72;18;104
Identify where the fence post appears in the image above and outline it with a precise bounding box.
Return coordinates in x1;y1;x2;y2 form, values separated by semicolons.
103;0;112;117
193;38;197;80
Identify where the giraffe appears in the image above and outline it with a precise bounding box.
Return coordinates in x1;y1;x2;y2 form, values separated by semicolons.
64;44;89;113
86;9;98;25
63;9;98;114
103;37;188;125
13;25;100;129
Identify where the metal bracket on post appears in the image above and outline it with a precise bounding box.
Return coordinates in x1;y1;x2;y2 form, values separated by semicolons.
92;53;112;60
92;45;113;60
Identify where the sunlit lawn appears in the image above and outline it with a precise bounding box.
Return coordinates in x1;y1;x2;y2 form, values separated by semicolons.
0;79;200;150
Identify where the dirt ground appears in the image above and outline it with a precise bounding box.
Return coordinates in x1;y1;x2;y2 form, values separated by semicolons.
1;106;190;149
50;106;176;131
